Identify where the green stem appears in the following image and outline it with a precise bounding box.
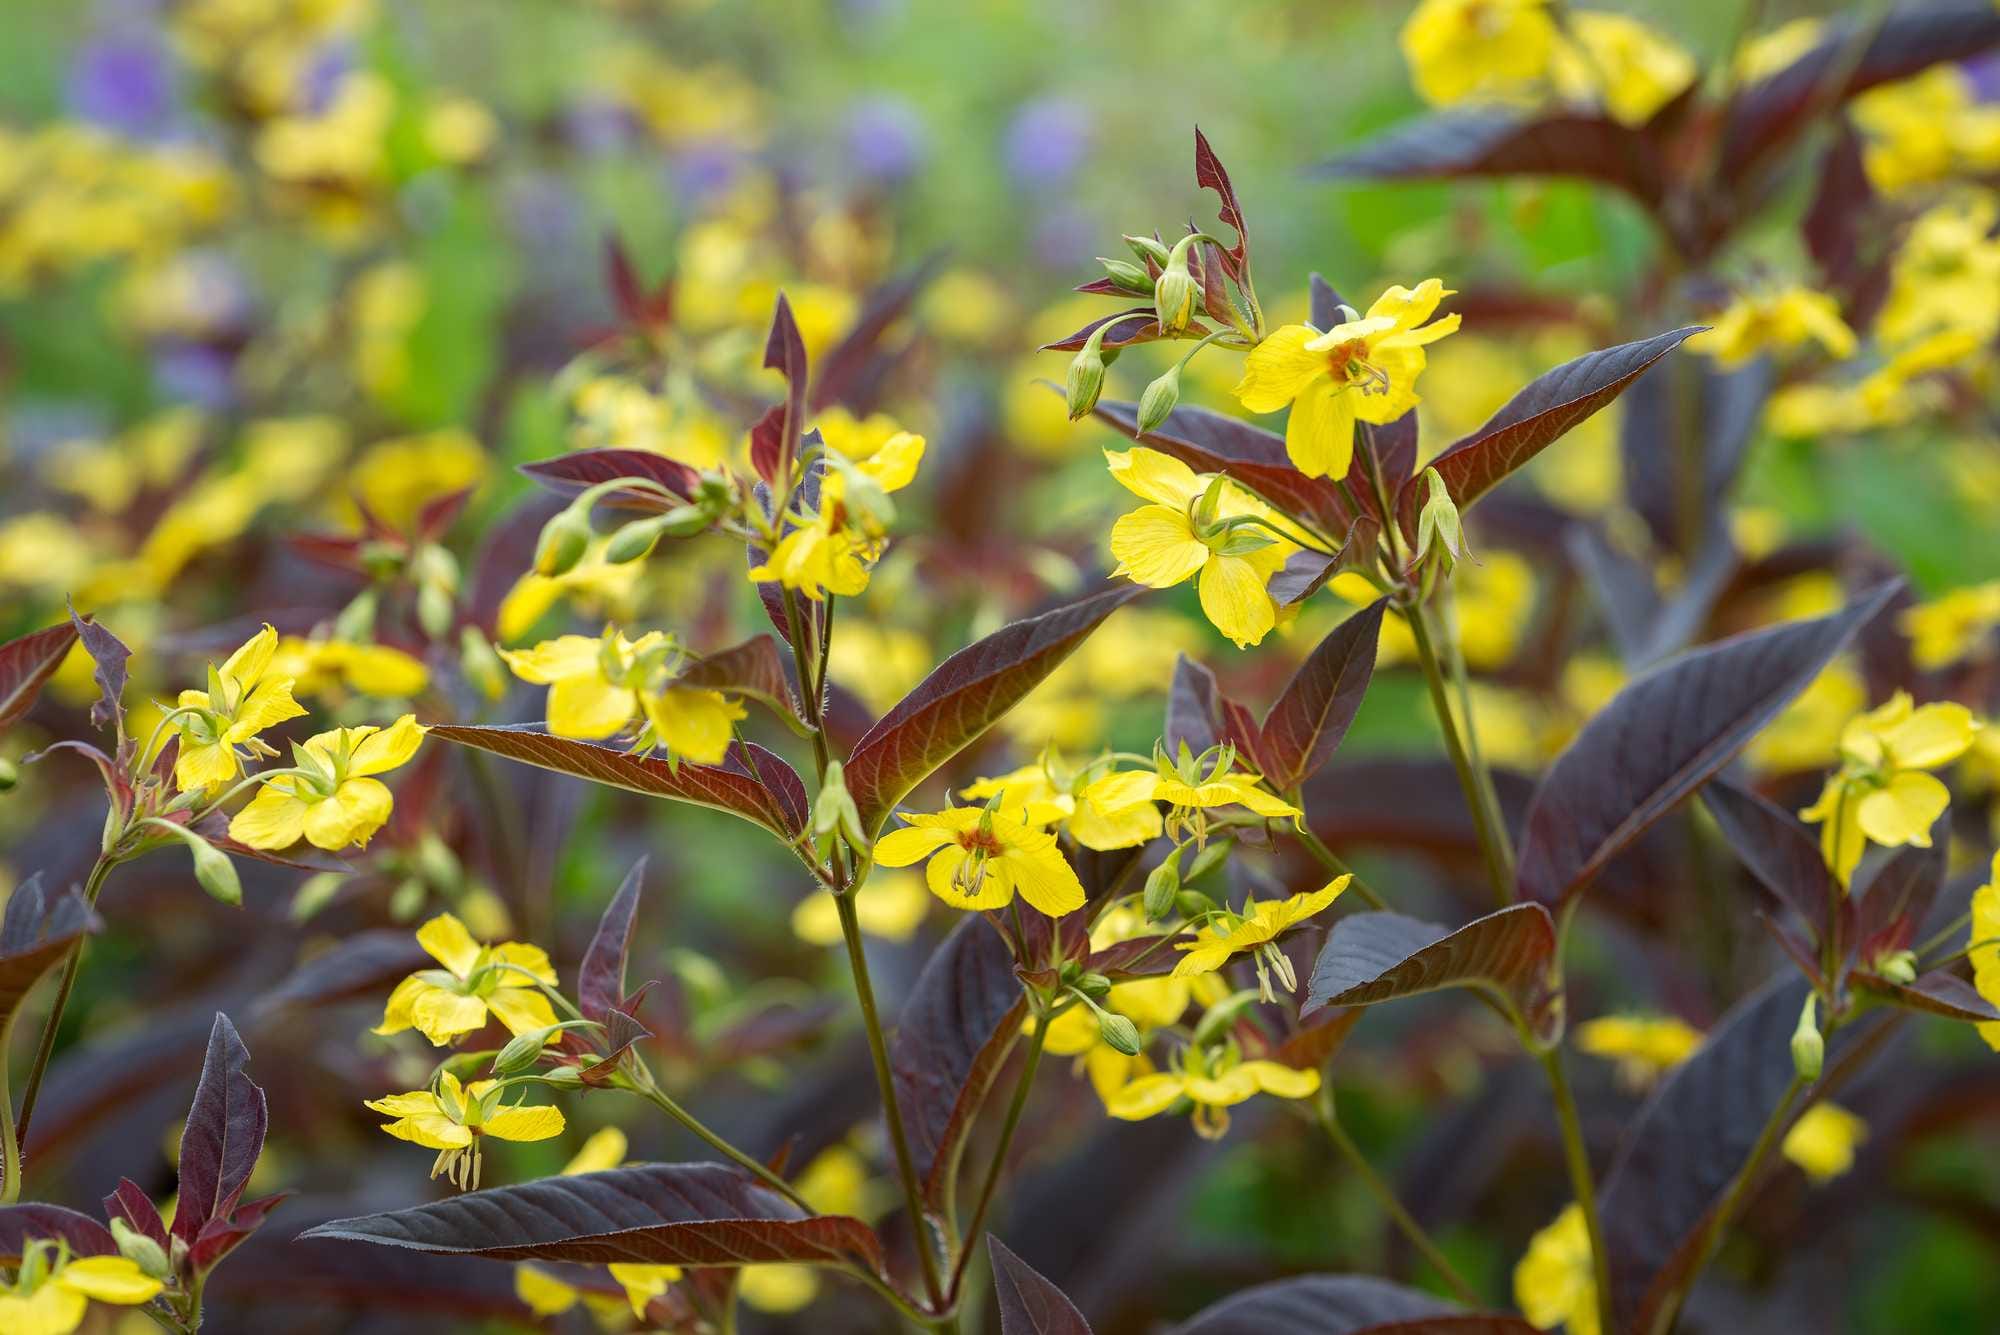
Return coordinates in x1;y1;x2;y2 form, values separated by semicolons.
947;1000;1050;1297
0;1015;19;1204
1684;1073;1805;1303
1434;590;1514;879
1290;819;1388;911
15;852;118;1149
1404;599;1514;905
632;1081;811;1212
1316;1090;1479;1306
1538;1047;1614;1335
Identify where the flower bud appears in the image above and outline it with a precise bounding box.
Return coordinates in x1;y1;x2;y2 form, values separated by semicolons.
333;587;378;644
0;756;16;792
1095;1008;1142;1056
458;626;508;701
1066;324;1110;421
1072;971;1113;999
1154;238;1199;334
533;504;593;576
604;515;669;564
1136;364;1183;436
1143;846;1184;920
110;1218;170;1282
813;761;870;855
1874;949;1918;985
660;503;713;538
1791;993;1823;1081
543;1065;586;1088
1174;889;1216;919
417;580;455;640
290;871;346;922
1123;234;1172;267
494;1025;559;1074
1098;256;1154;295
179;828;240;906
1414;466;1465;572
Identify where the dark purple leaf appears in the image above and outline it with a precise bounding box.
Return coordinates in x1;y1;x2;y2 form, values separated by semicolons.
1620;357;1772;555
518;449;700;513
1565;525;1662;666
763;292;809;482
991;1234;1092;1334
749;403;785;486
173;1013;266;1247
0;875;98;1035
0;621;79;732
0;1204;118;1260
812;257;941;412
845;585;1142;833
430;725;809;839
1516;583;1897;905
604;233;647;325
746;459;828;650
891;916;1025;1210
1040;308;1197;353
1193;127;1249;278
1303;905;1560;1043
105;1178;168;1250
1699;777;1833;939
1274;1006;1366;1073
299;1163;889;1277
189;1190;288;1272
254;931;432;1014
1805;120;1872;286
1315;109;1665;207
680;635;806;732
1173;1274;1534;1334
1853;833;1945;957
1259;599;1385;791
415;485;475;543
1165;654;1222;755
1402;328;1701;532
1269;517;1380;607
69;605;129;732
1854;969;2000;1022
579;857;647;1023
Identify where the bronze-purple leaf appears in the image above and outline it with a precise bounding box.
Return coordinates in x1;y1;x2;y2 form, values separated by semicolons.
811;257;940;412
1172;1273;1535;1334
430;725;809;839
1193;126;1248;278
1166;654;1267;772
1515;583;1898;906
1315;109;1666;208
1303;905;1560;1043
1040;308;1192;353
1399;328;1701;532
105;1178;169;1250
254;930;431;1015
68;604;130;732
1853;969;2000;1023
173;1013;267;1248
1258;599;1385;792
763;291;810;481
518;448;701;513
1852;832;1945;958
990;1234;1093;1334
0;875;99;1036
579;857;647;1023
845;585;1142;834
299;1163;890;1278
0;620;79;733
1699;776;1834;941
0;1204;118;1261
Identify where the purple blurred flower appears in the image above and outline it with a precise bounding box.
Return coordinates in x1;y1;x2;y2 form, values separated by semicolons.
299;44;355;114
1963;52;2000;102
846;95;927;186
671;145;746;204
563;99;641;156
1004;96;1092;191
1031;205;1096;270
153;344;237;411
67;33;176;134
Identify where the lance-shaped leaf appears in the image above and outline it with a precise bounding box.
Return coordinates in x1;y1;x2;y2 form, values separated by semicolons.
1598;977;1893;1331
1303;905;1560;1044
105;1179;168;1251
1091;399;1360;542
1164;656;1265;771
254;931;432;1015
679;635;806;733
1040;309;1192;354
763;292;809;482
579;857;647;1022
1173;1273;1535;1334
0;875;99;1036
173;1013;267;1247
300;1163;889;1278
0;621;79;733
1398;328;1700;533
1194;126;1249;277
891;916;1025;1209
1516;583;1897;905
810;256;941;411
431;725;809;839
1853;833;1945;957
1315;109;1665;208
69;604;129;732
1258;599;1385;792
0;1205;118;1260
990;1235;1092;1334
1699;777;1834;939
1854;969;2000;1022
845;585;1142;833
517;449;701;513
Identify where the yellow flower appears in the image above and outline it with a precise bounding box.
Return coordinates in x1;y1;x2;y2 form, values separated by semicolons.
1106;1046;1320;1139
1800;692;1979;885
0;1243;162;1335
873;804;1086;917
1748;663;1867;773
500;629;745;765
497;538;644;643
818;408;927;486
1688;288;1856;369
1575;1014;1703;1089
1172;878;1351;1001
791;871;931;944
1781;1103;1867;1184
372;912;559;1047
1854;68;2000;195
1877;194;2000;346
365;1069;566;1190
1400;0;1558;108
1105;447;1297;649
1234;280;1460;480
1969;852;2000;1052
738;1264;820;1315
347;429;487;532
1732;18;1825;84
1085;747;1302;847
1550;12;1697;127
229;714;427;851
747;497;874;600
172;623;309;792
271;636;430;701
1899;581;2000;670
961;751;1164;851
1515;1203;1599;1335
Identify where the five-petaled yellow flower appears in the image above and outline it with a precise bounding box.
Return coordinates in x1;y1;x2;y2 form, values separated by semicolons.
1086;745;1302;847
229;713;426;850
172;622;308;791
0;1240;162;1335
500;628;745;765
366;1069;566;1191
1105;446;1299;649
374;912;560;1046
961;750;1163;851
874;803;1086;917
1234;279;1459;481
1172;877;1350;1000
1799;691;1979;886
1400;0;1557;108
1107;1044;1319;1139
747;423;925;600
1515;1203;1599;1335
1689;287;1857;370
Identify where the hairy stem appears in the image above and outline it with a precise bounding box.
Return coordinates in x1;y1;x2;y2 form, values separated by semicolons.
1404;599;1514;905
1316;1090;1480;1306
1538;1046;1614;1335
633;1081;811;1211
15;851;118;1149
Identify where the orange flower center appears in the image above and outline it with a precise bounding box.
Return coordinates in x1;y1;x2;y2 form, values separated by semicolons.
957;828;1005;856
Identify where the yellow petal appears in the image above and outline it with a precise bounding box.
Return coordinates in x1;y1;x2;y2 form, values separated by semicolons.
218;624;280;691
515;1265;582;1317
608;1263;682;1320
485;985;558;1038
1084;770;1162;814
924;847;1014;911
0;1282;87;1334
348;714;427;776
303;776;395;849
417;913;483;975
643;686;746;766
1109;506;1210;588
547;675;636;739
857;431;925;492
499;635;604;684
1105;1072;1186;1120
227;784;307;849
490;941;559;986
379;1113;473;1149
1234;325;1328;413
1855;772;1949;848
872;825;956;867
562;1127;629;1176
372;973;427;1036
224;677;308;741
176;739;243;793
1284;378;1357;478
411;987;490;1045
1242;1060;1321;1099
1876;701;1978;769
482;1102;567;1142
365;1089;445;1119
57;1256;165;1306
1104;445;1205;508
1067;795;1163;850
999;840;1086;917
1197;555;1277;649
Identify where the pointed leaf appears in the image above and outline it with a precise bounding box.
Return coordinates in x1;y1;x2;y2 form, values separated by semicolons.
1516;583;1897;905
300;1163;889;1278
811;257;941;412
255;930;433;1015
990;1235;1093;1334
1400;328;1700;531
1173;1274;1534;1334
1303;905;1560;1043
1040;308;1202;353
1699;777;1834;939
579;857;647;1023
173;1014;266;1247
1314;109;1665;207
763;292;809;481
1269;516;1379;607
1853;833;1945;956
105;1178;169;1251
0;621;80;732
69;605;129;732
845;585;1142;833
1193;127;1248;277
1164;656;1264;771
1259;599;1385;791
1855;969;2000;1022
679;635;806;732
189;1190;288;1272
430;725;809;839
0;875;99;1035
518;449;701;513
0;1205;118;1260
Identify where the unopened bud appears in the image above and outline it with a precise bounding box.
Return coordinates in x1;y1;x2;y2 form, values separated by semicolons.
1095;1008;1141;1056
1072;971;1113;999
0;757;15;792
605;516;670;564
534;504;593;577
1098;257;1153;295
494;1025;557;1074
110;1218;170;1281
1154;238;1199;334
1415;466;1465;572
417;580;455;640
458;626;508;701
290;871;346;922
333;588;378;644
416;832;462;889
813;761;870;855
1875;949;1918;985
1136;364;1183;436
177;827;240;906
1066;325;1109;421
543;1065;585;1088
1143;846;1184;920
1791;993;1823;1081
1123;234;1172;267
